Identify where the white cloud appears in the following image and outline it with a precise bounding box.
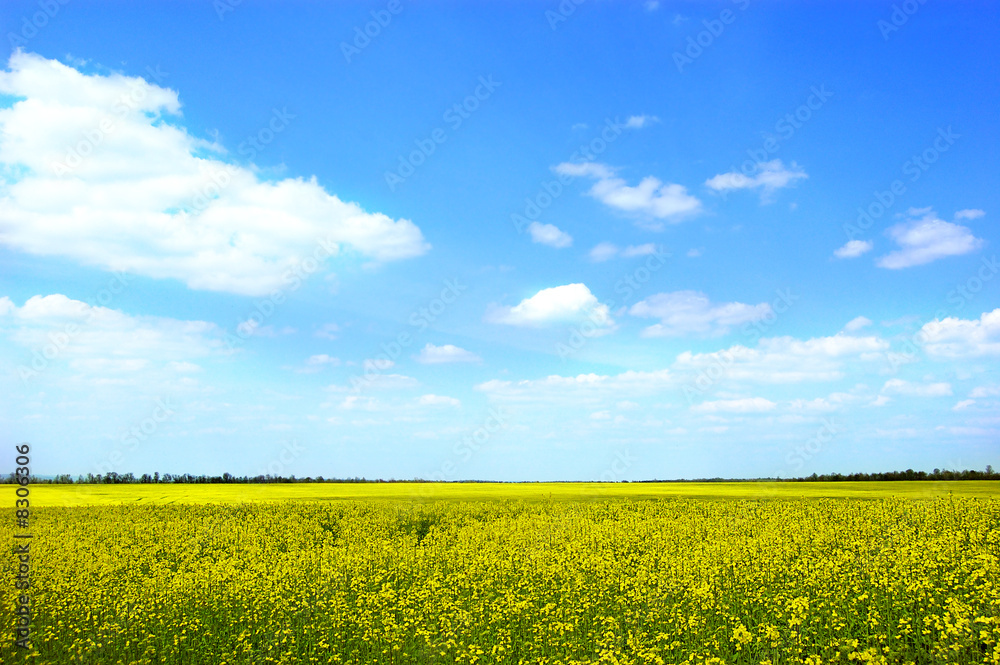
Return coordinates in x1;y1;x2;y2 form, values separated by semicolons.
644;1;660;11
705;160;807;200
881;379;952;397
314;323;340;340
167;361;202;373
589;242;620;262
527;221;572;248
674;334;889;383
337;395;382;411
970;385;1000;398
876;209;983;269
843;316;873;333
795;391;859;412
954;209;985;220
589;242;661;262
555;162;615;179
629;291;771;337
417;394;461;407
475;368;675;404
327;373;417;392
918;308;1000;358
624;115;659;129
691;397;776;413
953;399;975;411
834;240;873;259
290;354;341;374
413;343;481;364
0;52;429;297
0;293;221;379
621;243;659;258
553;161;701;223
486;283;614;328
686;248;701;258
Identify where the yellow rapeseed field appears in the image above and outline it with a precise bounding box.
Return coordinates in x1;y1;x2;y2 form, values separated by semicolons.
2;488;999;664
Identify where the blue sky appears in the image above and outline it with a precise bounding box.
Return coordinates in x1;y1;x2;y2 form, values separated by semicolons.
0;1;997;481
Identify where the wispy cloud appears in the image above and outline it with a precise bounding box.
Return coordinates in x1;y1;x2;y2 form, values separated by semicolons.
705;160;807;201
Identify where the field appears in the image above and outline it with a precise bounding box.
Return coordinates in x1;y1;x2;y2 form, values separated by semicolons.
2;483;999;664
22;480;1000;506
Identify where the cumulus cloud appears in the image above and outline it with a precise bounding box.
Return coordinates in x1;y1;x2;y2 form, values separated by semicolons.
629;291;771;337
413;343;481;364
705;160;807;201
527;222;572;248
918;308;1000;358
881;378;952;397
0;52;429;296
485;283;614;328
876;209;983;269
553;161;701;224
834;240;873;259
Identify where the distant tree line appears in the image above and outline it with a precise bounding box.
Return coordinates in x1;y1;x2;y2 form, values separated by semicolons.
1;466;997;484
639;466;998;483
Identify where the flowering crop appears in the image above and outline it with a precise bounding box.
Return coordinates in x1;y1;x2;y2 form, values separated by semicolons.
1;495;998;664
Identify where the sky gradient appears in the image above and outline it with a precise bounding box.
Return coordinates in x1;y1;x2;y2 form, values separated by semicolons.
0;0;997;481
